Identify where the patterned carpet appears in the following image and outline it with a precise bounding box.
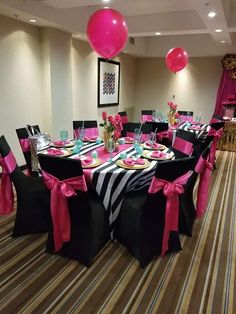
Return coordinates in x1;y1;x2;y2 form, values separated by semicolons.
0;150;236;313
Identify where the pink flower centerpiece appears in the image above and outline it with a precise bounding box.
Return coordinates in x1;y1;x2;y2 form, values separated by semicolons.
100;112;122;150
167;101;178;125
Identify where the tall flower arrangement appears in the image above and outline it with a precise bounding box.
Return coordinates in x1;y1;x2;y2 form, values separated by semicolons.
167;101;179;125
100;111;122;141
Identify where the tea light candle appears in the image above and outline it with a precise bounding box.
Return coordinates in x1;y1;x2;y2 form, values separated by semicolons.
118;138;125;145
96;138;102;144
120;152;127;159
91;150;98;159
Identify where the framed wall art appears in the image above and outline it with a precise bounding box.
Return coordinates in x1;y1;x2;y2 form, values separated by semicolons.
98;58;120;107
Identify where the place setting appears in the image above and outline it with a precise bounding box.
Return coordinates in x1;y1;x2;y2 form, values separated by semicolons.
142;149;174;160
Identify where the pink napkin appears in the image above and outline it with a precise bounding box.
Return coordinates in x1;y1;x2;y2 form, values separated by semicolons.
189;125;202;130
123;158;145;166
81;156;93;166
145;142;161;149
47;148;64;155
124;137;134;142
83;136;97;141
150;151;167;158
53;140;70;146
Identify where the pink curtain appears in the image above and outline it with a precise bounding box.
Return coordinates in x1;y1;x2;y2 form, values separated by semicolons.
214;69;236;116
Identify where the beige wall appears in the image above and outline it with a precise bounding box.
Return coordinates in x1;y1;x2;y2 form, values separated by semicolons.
0;14;224;167
134;57;222;123
0;16;44;165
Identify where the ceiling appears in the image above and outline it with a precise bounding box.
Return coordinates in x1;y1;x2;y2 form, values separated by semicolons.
0;0;236;57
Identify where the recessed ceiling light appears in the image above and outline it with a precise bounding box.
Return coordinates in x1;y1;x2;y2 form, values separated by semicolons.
104;6;109;9
155;32;161;35
29;19;37;23
220;40;226;43
215;29;222;32
102;0;110;3
208;11;216;18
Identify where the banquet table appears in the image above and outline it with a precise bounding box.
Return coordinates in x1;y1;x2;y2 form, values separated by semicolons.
170;122;211;144
65;141;174;236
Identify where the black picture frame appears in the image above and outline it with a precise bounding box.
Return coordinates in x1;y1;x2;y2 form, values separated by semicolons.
98;58;120;108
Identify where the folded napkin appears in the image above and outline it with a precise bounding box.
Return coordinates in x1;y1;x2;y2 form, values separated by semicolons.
53;140;70;146
80;156;93;166
150;151;167;158
83;136;97;141
47;148;64;155
189;125;202;130
123;158;145;166
124;137;134;142
145;142;161;149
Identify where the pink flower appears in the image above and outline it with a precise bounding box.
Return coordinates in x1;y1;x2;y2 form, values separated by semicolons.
114;130;121;140
108;115;114;125
102;111;107;121
175;112;180;118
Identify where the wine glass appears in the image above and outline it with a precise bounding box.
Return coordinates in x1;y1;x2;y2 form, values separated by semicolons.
106;138;115;162
77;126;85;141
60;130;68;145
148;132;156;147
134;128;141;144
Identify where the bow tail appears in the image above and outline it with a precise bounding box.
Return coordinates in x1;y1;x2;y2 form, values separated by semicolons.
162;196;179;256
196;167;212;218
51;194;71;252
0;173;14;215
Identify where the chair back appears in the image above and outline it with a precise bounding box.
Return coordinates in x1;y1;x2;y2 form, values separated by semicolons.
178;111;193;122
0;135;50;235
118;111;129;124
172;129;196;157
124;122;152;142
73;120;99;139
38;154;109;266
141;110;154;122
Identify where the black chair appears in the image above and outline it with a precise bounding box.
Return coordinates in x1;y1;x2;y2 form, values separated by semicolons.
178;111;194;122
16;125;40;176
141;110;155;122
73;120;99;139
171;129;197;158
146;122;169;146
0;135;50;236
115;156;195;267
118;111;129;136
122;122;152;142
38;154;110;267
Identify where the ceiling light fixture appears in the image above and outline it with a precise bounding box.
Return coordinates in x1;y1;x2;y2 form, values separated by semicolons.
214;29;222;32
208;11;216;18
155;32;161;35
102;0;110;3
29;19;37;23
220;40;226;43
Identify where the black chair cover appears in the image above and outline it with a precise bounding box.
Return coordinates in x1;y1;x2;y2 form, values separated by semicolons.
171;128;197;158
115;156;195;267
122;122;152;138
0;135;50;236
73;120;98;130
38;154;110;266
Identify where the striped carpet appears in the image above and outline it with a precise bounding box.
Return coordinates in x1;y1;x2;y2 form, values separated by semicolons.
0;150;236;314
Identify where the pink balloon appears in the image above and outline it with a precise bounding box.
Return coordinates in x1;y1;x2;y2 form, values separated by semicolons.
87;8;128;59
166;47;189;72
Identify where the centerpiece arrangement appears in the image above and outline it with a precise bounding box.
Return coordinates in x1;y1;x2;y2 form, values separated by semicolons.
100;112;122;151
167;101;179;125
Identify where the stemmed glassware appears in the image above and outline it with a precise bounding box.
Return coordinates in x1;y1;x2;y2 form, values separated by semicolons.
106;138;115;162
77;126;85;141
60;130;68;145
148;132;156;147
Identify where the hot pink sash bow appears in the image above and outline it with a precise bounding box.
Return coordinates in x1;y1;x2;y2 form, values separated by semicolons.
208;127;223;161
42;171;87;252
19;138;30;152
157;131;169;141
148;171;192;255
141;115;153;122
0;151;17;215
195;155;214;218
120;115;128;124
173;137;193;155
